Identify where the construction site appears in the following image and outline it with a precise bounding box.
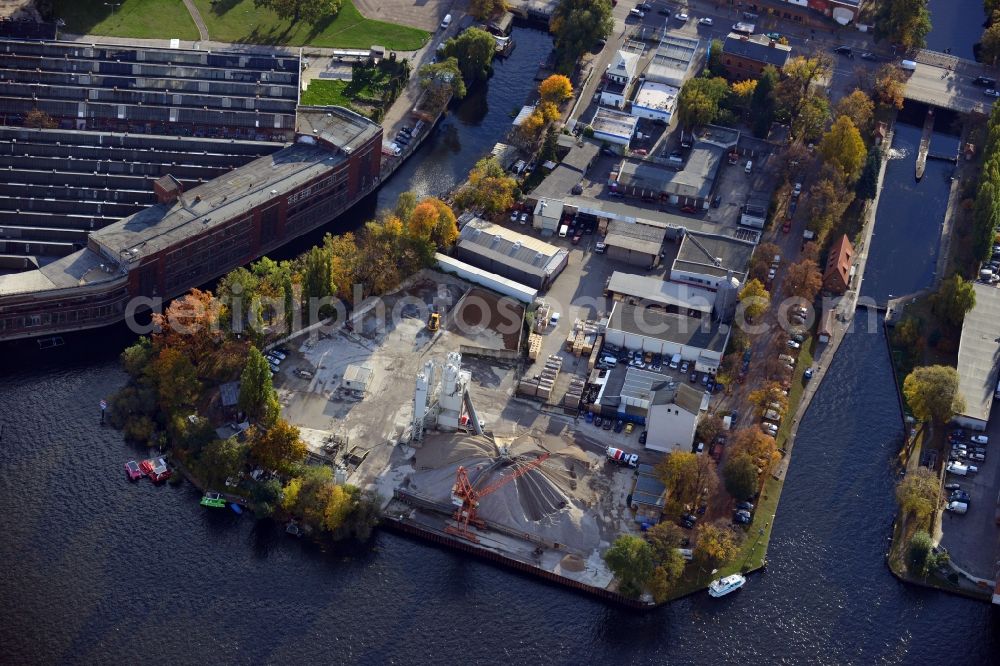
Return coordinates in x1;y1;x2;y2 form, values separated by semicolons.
274;269;646;604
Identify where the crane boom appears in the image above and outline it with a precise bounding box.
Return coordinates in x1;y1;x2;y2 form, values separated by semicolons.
445;453;551;543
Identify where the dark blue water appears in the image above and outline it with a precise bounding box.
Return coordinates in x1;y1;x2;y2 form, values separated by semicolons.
2;315;996;664
861;123;957;302
376;26;552;208
927;0;985;61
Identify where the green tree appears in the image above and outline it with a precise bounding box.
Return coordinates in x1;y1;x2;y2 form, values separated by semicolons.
677;76;730;128
895;467;941;527
418;58;467;111
646;521;686;562
907;530;934;576
856;148;882;200
902;365;965;423
776;56;832;121
603;534;655;598
121;336;153;379
253;0;342;23
792;93;830;143
972;177;1000;262
239;347;279;425
982;18;1000;67
393;191;418;223
250;478;284;517
807;170;855;243
707;39;724;75
200;438;247;485
738;279;771;321
693;520;743;569
249;419;307;474
835;89;875;136
550;0;614;74
695;414;724;447
470;0;507;20
722;452;760;501
818;116;867;183
442;28;496;85
874;0;931;50
302;244;335;321
217;267;264;337
750;65;778;137
892;316;922;351
931;274;977;327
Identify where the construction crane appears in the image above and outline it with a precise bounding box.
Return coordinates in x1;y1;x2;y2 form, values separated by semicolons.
445;453;551;543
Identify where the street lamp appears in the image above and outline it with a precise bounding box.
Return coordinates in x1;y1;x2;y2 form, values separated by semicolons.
105;2;122;15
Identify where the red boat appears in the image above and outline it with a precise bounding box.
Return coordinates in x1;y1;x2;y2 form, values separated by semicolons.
125;459;143;481
139;457;172;482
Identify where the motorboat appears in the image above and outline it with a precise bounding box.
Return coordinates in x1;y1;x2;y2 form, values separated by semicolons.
708;574;746;598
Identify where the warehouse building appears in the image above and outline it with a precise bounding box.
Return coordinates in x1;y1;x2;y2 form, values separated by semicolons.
630;81;679;123
602;220;666;267
611;144;724;209
605;271;715;318
605;301;730;373
671;231;755;290
454;218;568;290
952;282;1000;431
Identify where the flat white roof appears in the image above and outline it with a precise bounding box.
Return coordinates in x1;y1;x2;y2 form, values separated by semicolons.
592;107;639;140
955;282;1000;424
633;80;679;113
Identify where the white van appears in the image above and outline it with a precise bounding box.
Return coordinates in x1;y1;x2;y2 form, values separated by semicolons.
900;59;917;71
669;353;681;369
558;224;568;238
947;501;969;514
600;355;618;367
440;13;452;30
745;160;753;174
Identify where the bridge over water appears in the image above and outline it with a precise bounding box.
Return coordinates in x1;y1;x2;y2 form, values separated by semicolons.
904;49;994;114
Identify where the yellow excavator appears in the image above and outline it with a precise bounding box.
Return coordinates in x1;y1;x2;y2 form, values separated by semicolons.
427;311;440;332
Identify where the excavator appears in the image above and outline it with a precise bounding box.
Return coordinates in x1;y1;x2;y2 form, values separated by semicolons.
427;308;440;332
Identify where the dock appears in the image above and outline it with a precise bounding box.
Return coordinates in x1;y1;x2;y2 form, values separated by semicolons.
915;107;934;180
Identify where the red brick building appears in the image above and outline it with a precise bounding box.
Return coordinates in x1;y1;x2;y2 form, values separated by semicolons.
721;33;791;79
823;234;855;294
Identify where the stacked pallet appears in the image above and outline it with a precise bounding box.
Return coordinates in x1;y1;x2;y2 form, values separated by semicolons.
517;355;563;401
527;333;543;360
534;303;551;332
564;375;586;409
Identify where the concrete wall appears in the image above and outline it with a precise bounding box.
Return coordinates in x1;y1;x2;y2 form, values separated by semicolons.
605;244;656;267
646;403;697;453
435;254;538;303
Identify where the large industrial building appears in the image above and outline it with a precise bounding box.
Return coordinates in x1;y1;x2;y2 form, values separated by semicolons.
611;144;725;209
0;105;383;340
602;220;666;267
645;35;700;87
0;37;300;260
953;282;1000;430
454;218;568;290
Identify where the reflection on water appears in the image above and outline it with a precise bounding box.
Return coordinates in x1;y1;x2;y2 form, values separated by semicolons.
376;26;553;208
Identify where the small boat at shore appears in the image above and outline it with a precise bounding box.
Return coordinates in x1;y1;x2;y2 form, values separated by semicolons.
708;574;746;598
200;492;227;508
139;457;171;483
230;503;243;515
124;460;142;481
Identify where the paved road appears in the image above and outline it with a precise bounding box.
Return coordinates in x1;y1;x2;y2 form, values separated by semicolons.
906;58;993;115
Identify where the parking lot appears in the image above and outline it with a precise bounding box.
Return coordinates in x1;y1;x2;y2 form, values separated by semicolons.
939;417;1000;579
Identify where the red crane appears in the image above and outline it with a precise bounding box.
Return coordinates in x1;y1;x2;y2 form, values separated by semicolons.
445;453;551;543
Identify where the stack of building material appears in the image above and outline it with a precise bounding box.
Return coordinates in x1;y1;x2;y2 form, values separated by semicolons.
534;303;550;332
537;355;562;402
527;333;543;360
564;375;586;409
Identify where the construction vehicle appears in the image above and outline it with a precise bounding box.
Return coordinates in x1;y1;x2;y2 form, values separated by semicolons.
427;311;440;332
445;453;551;543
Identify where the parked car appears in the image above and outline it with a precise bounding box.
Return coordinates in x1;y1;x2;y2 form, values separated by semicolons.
787;340;801;349
737;501;754;512
639;430;648;445
984;89;1000;98
971;435;989;444
974;75;998;87
676;12;688;21
946;501;969;514
765;32;781;40
680;361;690;374
510;211;519;222
792;333;805;343
624;422;634;435
635;2;652;10
614;419;625;433
950;490;971;503
792;182;802;197
834;45;853;57
690;372;698;383
594;416;603;427
698;17;713;25
519;212;529;224
944;482;961;491
860;52;879;61
603;418;614;430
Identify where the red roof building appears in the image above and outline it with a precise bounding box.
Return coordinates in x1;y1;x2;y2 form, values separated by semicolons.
824;234;855;294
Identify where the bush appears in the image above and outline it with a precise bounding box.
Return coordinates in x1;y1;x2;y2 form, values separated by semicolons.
907;530;933;576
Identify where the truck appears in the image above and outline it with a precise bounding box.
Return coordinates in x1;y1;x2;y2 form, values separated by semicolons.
946;462;979;476
606;447;639;467
763;409;782;422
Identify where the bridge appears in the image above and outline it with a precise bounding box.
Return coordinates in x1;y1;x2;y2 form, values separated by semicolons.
904;49;994;114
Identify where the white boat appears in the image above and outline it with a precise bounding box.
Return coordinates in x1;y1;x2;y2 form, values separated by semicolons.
708;574;746;598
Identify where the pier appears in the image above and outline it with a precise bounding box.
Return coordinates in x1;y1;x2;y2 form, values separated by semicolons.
915;108;934;180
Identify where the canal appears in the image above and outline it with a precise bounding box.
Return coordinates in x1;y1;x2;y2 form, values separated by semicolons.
926;0;986;62
2;30;999;666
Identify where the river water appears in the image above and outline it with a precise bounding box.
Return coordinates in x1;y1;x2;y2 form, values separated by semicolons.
2;27;999;666
926;0;985;61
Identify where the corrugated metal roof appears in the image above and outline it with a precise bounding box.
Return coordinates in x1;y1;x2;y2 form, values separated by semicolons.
674;230;754;280
458;218;566;273
607;271;715;313
605;220;666;255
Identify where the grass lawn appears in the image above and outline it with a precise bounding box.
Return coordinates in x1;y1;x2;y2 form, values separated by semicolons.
193;0;429;50
53;0;199;40
775;338;815;451
301;79;352;107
